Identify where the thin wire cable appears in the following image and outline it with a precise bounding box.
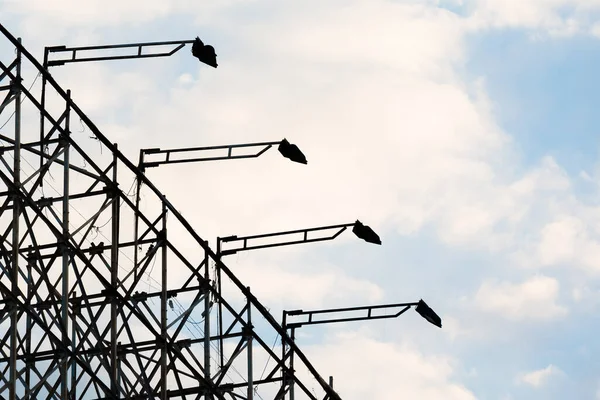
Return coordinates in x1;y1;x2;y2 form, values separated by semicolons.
258;334;280;383
170;295;267;400
13;152;154;287
0;72;41;132
170;298;250;398
86;177;140;230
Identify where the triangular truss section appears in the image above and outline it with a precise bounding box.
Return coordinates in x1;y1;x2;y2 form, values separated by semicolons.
0;25;341;400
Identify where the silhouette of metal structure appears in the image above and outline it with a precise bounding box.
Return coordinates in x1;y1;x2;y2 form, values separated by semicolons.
282;301;442;400
215;222;383;387
0;25;347;400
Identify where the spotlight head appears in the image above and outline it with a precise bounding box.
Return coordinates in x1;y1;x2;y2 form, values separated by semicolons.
278;138;307;164
192;36;218;68
415;300;442;328
352;220;381;245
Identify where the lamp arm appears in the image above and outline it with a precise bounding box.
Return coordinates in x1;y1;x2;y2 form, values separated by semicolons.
139;141;281;170
218;223;354;256
45;40;195;67
284;303;419;329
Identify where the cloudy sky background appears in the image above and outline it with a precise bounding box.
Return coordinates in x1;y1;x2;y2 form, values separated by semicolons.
3;0;600;398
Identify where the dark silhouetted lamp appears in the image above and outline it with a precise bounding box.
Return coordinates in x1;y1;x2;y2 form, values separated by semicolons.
192;37;218;68
415;299;442;328
278;138;307;164
352;220;381;245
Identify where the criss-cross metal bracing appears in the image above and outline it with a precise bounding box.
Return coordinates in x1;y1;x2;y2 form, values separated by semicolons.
0;25;340;400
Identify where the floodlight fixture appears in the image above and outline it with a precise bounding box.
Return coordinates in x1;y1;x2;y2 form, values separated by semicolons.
278;138;307;164
352;220;381;245
415;299;442;328
192;36;218;68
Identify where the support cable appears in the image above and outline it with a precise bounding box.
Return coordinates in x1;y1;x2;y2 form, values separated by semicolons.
0;72;40;132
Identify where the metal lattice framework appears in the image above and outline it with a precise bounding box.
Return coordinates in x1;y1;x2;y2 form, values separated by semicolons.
0;25;342;400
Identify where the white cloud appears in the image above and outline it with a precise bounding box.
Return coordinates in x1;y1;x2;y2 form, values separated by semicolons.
469;0;571;29
111;2;512;248
4;0;174;26
517;364;563;388
512;203;600;275
8;0;600;39
543;221;600;274
466;0;600;36
230;261;385;309
573;286;586;302
249;2;467;77
537;216;584;266
303;331;476;400
6;0;593;262
571;285;600;310
474;276;568;320
442;316;476;341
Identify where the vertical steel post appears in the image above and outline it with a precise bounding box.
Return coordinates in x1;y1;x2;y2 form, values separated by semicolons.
39;47;48;185
117;354;123;399
25;254;32;399
71;292;78;399
247;288;253;400
289;328;296;400
117;349;122;397
160;202;168;400
281;311;287;399
216;238;224;370
9;37;22;400
110;146;120;397
133;151;144;282
61;89;72;400
204;250;211;397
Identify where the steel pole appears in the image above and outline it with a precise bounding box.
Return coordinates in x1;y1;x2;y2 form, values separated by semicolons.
161;202;168;400
25;255;32;398
133;151;144;282
110;146;120;397
216;238;224;370
289;328;295;400
61;89;72;400
39;47;48;183
281;311;287;398
204;250;212;399
71;292;78;399
9;37;22;400
247;290;253;400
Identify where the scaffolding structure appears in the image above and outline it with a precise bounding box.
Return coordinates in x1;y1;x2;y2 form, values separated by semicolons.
0;25;341;400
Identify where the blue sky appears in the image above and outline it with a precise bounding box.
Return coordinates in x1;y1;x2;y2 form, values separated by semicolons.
468;30;600;174
3;1;600;399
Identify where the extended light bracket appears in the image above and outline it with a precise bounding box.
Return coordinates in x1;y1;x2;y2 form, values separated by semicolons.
44;40;195;67
218;220;381;256
284;300;442;330
139;141;281;171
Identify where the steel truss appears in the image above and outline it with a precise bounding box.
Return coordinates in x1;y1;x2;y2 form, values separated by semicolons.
0;25;341;400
